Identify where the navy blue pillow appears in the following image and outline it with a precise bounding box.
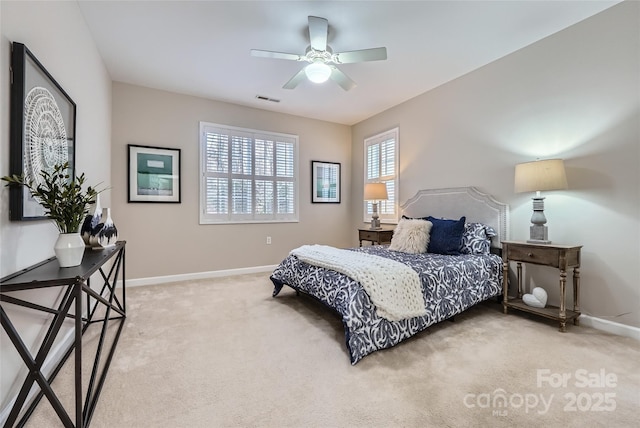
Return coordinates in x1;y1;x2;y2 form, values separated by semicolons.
426;216;466;255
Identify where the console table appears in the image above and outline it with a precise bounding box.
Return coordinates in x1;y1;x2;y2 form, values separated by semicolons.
0;241;126;427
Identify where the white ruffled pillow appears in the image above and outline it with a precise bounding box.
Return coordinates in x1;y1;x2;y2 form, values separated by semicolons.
389;218;433;254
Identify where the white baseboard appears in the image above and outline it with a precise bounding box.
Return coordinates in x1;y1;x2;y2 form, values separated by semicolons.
579;314;640;341
120;264;278;288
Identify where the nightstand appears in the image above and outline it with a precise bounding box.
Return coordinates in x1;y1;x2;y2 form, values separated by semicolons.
502;240;582;332
358;228;394;246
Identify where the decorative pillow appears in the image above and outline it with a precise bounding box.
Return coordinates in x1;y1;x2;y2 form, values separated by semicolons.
402;214;428;221
425;216;466;255
389;218;432;254
463;222;497;255
460;222;497;255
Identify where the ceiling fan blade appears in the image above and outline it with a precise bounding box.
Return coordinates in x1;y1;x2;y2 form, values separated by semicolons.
283;68;307;89
334;47;387;64
308;16;328;51
250;49;303;61
330;67;356;91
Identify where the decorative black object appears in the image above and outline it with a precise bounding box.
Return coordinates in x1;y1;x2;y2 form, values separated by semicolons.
80;194;119;249
81;194;103;245
9;42;76;221
311;160;341;203
127;144;181;203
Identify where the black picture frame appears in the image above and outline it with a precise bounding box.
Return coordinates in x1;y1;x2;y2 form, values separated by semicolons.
128;144;181;203
311;160;341;203
8;42;77;221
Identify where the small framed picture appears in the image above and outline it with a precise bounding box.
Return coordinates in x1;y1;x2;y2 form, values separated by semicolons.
128;144;181;203
311;161;341;203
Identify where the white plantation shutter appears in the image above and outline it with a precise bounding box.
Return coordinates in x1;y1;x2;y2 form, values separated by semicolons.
275;142;295;215
200;122;298;224
364;128;399;223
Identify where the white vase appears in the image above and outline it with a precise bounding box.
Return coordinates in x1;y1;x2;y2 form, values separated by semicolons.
54;233;85;267
96;208;118;248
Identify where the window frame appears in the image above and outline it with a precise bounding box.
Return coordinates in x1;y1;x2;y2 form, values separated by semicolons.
199;121;299;224
363;127;399;224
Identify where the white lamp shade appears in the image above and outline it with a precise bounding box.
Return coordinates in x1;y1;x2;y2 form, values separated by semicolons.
514;159;568;193
305;62;331;83
364;183;389;201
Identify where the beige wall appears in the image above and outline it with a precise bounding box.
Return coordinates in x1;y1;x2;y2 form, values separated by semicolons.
112;83;352;279
0;2;112;273
0;0;112;412
351;2;639;328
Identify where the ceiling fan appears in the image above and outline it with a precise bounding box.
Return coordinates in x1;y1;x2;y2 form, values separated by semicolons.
251;16;387;91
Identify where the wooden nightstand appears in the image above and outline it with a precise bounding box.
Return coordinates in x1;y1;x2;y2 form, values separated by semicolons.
502;241;582;332
358;228;394;246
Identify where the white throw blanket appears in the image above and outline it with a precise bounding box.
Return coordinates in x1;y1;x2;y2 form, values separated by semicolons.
290;245;427;321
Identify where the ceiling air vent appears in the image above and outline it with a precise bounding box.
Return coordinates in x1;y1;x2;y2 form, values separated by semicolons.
255;95;280;103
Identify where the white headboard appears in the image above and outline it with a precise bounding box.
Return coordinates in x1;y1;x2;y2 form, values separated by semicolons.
401;187;510;248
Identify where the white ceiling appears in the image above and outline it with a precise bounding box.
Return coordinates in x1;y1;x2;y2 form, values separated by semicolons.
78;1;620;126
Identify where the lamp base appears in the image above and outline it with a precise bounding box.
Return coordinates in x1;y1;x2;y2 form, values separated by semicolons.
528;224;551;244
528;197;553;244
527;239;552;244
370;202;382;230
370;217;381;230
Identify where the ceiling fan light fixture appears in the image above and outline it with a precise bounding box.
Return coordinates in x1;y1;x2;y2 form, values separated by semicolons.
251;15;387;90
304;61;331;83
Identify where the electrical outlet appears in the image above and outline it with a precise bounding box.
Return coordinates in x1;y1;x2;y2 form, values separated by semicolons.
266;236;272;245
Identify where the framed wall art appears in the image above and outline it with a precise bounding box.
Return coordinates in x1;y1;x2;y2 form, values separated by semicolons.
8;42;77;221
311;160;341;203
128;144;181;203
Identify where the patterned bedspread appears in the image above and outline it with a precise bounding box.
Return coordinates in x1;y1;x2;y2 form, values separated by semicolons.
270;245;503;364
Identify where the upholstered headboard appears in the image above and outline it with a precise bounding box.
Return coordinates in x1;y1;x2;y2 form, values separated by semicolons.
401;187;510;248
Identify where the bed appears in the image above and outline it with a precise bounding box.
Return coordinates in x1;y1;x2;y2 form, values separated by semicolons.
270;187;510;364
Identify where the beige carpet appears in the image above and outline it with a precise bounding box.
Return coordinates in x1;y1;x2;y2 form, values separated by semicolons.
24;273;639;427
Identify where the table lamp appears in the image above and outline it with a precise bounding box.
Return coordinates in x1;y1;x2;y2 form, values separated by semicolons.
364;182;388;230
514;159;568;244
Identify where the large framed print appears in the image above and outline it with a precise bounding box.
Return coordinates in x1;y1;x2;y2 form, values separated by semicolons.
311;161;341;203
128;144;181;203
9;42;76;221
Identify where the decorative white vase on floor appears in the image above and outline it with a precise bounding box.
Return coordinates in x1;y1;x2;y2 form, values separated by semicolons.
54;233;85;267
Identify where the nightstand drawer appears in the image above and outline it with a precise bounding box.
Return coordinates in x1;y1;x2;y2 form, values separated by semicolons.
358;228;394;246
507;246;560;267
505;243;581;268
359;231;380;242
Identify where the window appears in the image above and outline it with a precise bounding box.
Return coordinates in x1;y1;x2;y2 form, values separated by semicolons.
364;127;399;223
200;122;298;224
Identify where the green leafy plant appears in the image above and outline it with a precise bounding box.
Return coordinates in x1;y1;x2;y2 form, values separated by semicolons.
2;162;101;233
